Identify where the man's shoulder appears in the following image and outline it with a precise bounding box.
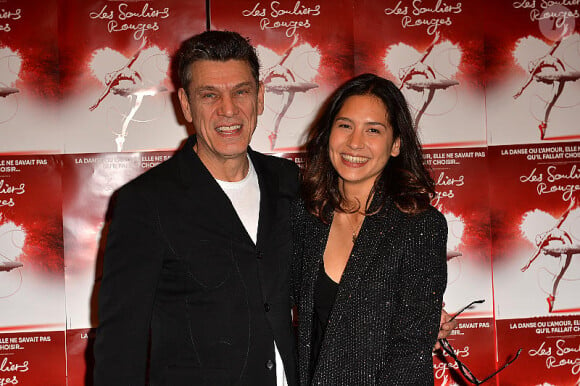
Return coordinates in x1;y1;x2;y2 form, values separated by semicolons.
118;150;182;194
251;151;299;181
250;150;300;197
250;150;298;173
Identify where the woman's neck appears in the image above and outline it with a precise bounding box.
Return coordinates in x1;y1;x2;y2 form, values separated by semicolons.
338;179;375;213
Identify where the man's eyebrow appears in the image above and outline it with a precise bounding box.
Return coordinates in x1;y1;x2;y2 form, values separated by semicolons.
194;81;255;93
233;81;255;88
194;85;218;93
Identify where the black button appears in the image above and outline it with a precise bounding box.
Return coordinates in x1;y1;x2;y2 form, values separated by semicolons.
257;251;263;259
264;303;270;312
265;359;274;370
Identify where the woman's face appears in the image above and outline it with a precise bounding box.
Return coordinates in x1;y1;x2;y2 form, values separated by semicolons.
328;94;400;193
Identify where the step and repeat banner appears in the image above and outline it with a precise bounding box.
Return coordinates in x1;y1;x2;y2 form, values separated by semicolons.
1;0;579;384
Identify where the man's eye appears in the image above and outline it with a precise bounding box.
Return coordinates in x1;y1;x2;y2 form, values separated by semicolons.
202;93;216;99
368;127;381;134
236;89;250;96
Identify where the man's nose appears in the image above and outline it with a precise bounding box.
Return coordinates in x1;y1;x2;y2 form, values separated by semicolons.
218;94;238;116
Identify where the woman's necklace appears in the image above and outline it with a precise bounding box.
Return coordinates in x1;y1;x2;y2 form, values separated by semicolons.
346;212;364;244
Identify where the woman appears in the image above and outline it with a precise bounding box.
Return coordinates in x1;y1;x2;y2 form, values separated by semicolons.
292;73;447;385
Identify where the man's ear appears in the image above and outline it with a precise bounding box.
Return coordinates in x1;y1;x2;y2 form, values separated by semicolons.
257;82;265;116
178;88;193;122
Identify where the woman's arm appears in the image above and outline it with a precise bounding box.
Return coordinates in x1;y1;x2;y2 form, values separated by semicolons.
377;207;448;385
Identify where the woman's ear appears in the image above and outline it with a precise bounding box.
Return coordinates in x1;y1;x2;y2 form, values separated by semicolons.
391;137;401;157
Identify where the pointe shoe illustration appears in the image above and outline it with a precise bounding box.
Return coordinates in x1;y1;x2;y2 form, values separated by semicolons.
547;294;555;312
539;121;547;140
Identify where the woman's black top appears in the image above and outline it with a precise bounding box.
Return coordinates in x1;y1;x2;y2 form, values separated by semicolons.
310;261;339;378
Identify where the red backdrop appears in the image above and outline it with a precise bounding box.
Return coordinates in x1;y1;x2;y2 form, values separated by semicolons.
1;0;579;384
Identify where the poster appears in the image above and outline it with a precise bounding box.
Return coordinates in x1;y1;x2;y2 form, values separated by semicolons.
0;0;61;153
211;0;355;153
354;0;486;148
62;151;173;329
0;1;578;383
433;322;497;386
62;151;173;384
490;142;580;384
0;331;66;386
66;328;95;386
0;155;65;384
0;155;64;331
486;1;580;145
423;147;497;384
58;0;205;153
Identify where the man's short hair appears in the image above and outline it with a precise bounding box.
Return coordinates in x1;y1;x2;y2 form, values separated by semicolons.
177;30;261;93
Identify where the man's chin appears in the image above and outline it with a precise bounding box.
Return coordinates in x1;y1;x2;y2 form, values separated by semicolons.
213;145;250;160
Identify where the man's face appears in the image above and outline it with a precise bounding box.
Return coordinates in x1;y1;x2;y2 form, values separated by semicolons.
178;59;264;167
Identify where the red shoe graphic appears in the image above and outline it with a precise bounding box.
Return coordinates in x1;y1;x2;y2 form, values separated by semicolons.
539;121;547;140
547;294;555;312
268;132;277;150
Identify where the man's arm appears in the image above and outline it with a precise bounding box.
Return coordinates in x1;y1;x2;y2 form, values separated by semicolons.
93;183;165;385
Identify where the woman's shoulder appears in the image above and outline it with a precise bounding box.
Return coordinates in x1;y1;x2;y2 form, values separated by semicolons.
389;203;447;233
416;205;446;225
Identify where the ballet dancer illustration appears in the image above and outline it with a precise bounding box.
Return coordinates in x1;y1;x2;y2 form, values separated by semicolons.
0;214;24;299
261;35;318;150
0;46;22;124
513;30;580;140
396;32;460;128
0;87;18;99
89;37;168;151
521;198;579;312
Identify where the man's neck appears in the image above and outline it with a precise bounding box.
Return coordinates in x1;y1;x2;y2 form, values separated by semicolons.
194;143;250;182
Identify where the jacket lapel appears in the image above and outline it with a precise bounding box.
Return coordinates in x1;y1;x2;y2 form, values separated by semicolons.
177;135;253;245
250;150;287;299
251;149;277;251
297;211;330;385
301;214;330;314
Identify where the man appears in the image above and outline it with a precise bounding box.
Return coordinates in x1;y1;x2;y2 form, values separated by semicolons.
94;30;456;386
94;31;298;386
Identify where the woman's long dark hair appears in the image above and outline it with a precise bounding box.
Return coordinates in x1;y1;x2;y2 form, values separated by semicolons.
302;73;435;223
